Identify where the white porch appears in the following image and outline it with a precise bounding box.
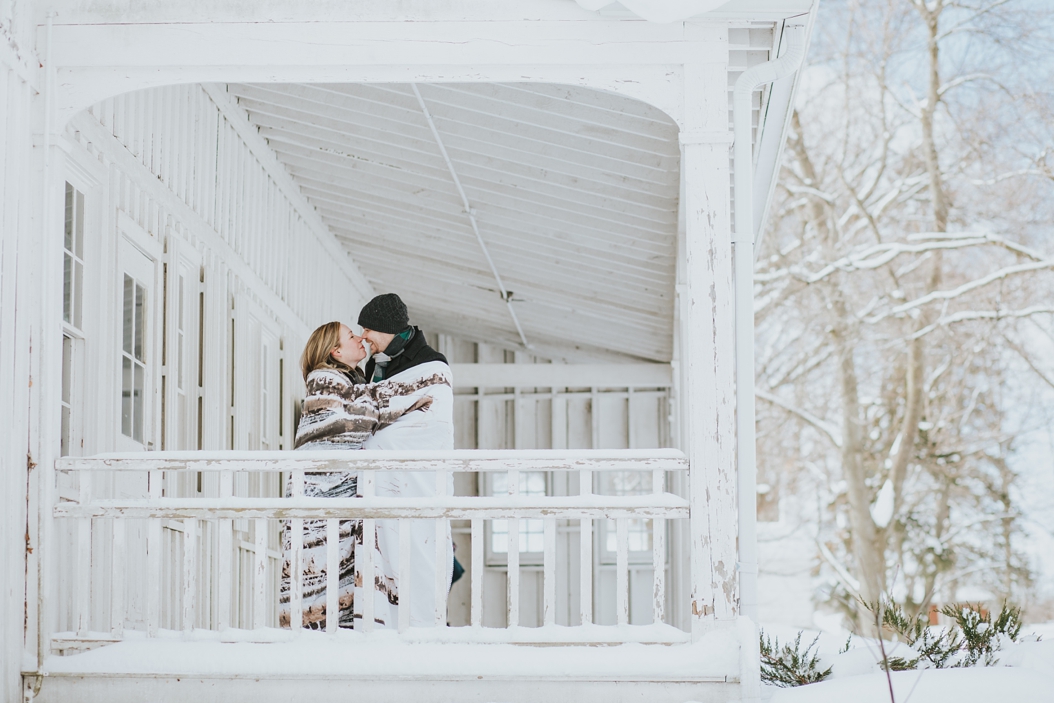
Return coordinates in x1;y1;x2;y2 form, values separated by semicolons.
0;2;817;702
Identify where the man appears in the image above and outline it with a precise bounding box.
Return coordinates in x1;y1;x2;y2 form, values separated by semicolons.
357;293;456;628
358;293;448;383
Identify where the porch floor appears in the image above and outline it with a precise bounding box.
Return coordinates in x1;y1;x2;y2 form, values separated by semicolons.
36;627;740;703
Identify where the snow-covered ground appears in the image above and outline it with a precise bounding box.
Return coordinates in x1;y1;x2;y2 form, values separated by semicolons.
760;622;1054;703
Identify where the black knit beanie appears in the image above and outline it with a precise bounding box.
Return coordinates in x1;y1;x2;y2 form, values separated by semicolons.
357;293;410;334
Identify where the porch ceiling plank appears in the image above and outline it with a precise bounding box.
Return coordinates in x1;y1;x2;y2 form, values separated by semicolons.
261;123;676;203
306;179;678;260
230;87;680;180
449;363;672;389
327;229;674;293
340;253;674;328
261;134;678;216
414;86;677;156
315;198;676;277
308;205;676;287
299;173;677;249
225;80;680;360
342;277;670;347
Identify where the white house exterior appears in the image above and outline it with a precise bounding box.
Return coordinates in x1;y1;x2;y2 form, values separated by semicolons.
0;1;817;701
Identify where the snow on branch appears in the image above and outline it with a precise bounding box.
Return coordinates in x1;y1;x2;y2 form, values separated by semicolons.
757;389;843;448
872;260;1054;322
799;238;990;283
758;232;1051;288
910;305;1054;339
906;231;1049;262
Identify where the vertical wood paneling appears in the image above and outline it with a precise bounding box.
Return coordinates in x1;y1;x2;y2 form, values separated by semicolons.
0;60;36;698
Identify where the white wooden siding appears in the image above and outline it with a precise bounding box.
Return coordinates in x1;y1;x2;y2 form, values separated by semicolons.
40;82;376;640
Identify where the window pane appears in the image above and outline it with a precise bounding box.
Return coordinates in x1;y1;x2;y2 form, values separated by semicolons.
492;522;508;554
74;190;85;258
73;261;83;329
134;283;145;362
61;406;71;457
63;253;73;324
177;334;185;389
133;362;144;443
122;356;133;436
64;183;74;252
62;336;72;404
122;275;134;354
523;523;544;552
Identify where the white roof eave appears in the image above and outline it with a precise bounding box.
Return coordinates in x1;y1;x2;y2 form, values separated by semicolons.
580;0;814;22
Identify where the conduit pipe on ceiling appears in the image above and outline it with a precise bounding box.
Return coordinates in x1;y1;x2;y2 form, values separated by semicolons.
410;83;532;350
732;23;807;623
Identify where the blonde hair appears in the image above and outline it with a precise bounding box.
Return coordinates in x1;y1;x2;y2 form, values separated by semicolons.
300;321;354;381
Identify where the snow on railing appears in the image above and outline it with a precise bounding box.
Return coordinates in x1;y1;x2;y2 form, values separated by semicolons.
51;449;688;649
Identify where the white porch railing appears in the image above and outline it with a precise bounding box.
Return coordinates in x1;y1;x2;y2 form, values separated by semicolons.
51;449;689;650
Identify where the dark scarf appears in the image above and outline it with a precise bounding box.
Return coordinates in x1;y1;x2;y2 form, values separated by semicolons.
371;326;414;382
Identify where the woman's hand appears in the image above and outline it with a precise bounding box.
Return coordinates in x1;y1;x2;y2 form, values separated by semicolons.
407;396;433;414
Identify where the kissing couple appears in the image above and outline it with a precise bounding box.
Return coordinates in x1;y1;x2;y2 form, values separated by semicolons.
279;292;456;631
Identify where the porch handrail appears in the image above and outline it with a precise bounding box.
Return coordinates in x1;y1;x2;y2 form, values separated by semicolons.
55;448;688;472
52;449;688;646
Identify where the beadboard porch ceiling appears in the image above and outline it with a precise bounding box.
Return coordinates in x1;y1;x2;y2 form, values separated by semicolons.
226;28;775;362
227;81;679;363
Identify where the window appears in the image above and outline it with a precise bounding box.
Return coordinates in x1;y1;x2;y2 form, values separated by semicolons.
60;335;74;456
174;271;189;448
260;343;270;450
600;471;654;559
490;471;547;555
63;183;85;331
121;273;147;442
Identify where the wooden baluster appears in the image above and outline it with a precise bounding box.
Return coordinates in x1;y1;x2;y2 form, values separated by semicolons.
76;472;92;637
359;471;375;632
290;470;304;633
217;470;233;630
182;518;198;633
111;518;125;638
543;517;556;627
652;468;665;625
398;518;411;633
470;517;483;627
326;518;339;633
435;469;447;627
579;469;593;626
253;517;267;629
507;469;519;628
617;518;629;626
146;470;162;636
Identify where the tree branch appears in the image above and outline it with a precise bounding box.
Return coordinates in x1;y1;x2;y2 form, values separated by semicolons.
871;261;1054;322
757;389;844;448
910;305;1054;339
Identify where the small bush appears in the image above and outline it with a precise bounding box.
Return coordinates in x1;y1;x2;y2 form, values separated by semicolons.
869;600;1023;669
940;602;1023;667
759;630;833;687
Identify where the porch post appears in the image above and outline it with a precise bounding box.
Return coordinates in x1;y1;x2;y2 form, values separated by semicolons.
680;55;739;639
1;41;45;703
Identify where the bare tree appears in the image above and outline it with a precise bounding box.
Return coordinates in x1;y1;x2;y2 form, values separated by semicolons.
756;0;1054;624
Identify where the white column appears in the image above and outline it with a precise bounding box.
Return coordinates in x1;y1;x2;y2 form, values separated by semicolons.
681;56;739;639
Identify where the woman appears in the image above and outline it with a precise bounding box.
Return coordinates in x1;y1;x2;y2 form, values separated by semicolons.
279;321;447;630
